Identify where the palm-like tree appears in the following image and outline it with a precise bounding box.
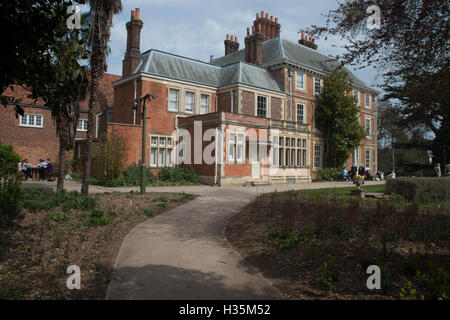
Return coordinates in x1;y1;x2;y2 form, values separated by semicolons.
81;0;122;196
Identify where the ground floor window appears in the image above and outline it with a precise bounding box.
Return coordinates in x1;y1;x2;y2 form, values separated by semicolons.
228;132;245;164
365;149;371;169
150;135;174;168
19;114;44;128
314;144;322;168
273;135;308;168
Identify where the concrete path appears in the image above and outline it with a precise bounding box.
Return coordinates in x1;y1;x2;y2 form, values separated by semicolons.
22;179;383;299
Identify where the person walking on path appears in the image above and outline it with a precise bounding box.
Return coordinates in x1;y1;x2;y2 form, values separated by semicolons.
435;163;441;177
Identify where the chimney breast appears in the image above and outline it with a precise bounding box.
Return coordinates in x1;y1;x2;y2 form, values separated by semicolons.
123;9;143;77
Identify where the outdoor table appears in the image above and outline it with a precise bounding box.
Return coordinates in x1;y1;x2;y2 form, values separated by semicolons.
29;166;40;181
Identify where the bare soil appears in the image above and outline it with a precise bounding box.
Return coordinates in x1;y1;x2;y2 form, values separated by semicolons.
225;193;450;300
0;191;195;300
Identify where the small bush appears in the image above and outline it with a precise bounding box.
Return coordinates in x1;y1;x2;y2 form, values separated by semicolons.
0;177;24;224
386;177;450;203
0;142;21;177
46;211;70;222
269;229;303;251
317;168;341;181
158;167;198;183
22;188;96;212
88;210;111;226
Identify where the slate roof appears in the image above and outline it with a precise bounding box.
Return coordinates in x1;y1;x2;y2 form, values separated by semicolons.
212;38;376;92
135;50;283;93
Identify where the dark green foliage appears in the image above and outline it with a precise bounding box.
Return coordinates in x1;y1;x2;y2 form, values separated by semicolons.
0;177;24;224
152;196;168;203
88;210;110;226
21;188;96;212
158;167;198;183
317;168;341;181
386;177;450;203
157;203;167;211
315;70;366;168
269;229;303;251
0;143;21;177
138;209;154;217
123;163;156;185
46;211;70;222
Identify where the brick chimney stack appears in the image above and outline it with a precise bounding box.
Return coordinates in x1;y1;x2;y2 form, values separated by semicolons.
122;8;143;77
245;11;279;65
298;33;318;50
224;34;240;56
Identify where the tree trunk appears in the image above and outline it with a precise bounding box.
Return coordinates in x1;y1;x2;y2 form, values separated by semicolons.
81;66;100;196
57;140;66;191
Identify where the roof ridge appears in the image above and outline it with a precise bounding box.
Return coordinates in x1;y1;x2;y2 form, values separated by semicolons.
142;49;221;69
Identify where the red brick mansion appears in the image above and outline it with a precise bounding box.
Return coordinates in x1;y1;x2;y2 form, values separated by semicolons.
0;9;379;186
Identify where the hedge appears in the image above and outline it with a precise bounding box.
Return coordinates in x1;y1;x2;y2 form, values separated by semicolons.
385;177;450;203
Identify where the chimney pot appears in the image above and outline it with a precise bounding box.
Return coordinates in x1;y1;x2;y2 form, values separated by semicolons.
131;10;135;19
265;13;269;19
301;33;305;40
261;11;264;18
247;27;250;36
231;35;234;41
256;13;260;19
135;8;140;19
226;34;230;40
235;36;238;43
270;16;274;22
275;17;278;24
311;38;315;43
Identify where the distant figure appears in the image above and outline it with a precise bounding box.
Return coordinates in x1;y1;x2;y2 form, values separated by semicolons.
20;159;32;179
38;158;48;180
388;172;396;179
435;163;441;177
358;164;365;184
377;170;384;181
341;167;348;181
350;163;358;180
46;158;53;181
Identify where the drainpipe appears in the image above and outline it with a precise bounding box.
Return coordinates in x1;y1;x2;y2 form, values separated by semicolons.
95;112;103;139
230;89;234;113
175;115;179;167
133;78;137;125
288;69;293;122
214;127;219;185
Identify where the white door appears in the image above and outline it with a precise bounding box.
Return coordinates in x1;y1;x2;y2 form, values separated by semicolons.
252;161;261;180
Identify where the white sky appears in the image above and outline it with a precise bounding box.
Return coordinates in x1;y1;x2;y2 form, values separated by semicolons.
95;0;383;90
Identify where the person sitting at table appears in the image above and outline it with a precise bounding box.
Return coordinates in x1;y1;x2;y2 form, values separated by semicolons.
38;158;48;180
46;158;54;181
20;159;32;179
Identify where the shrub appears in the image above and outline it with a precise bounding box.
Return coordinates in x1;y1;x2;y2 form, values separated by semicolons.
0;177;24;224
317;168;340;181
88;210;110;226
22;188;96;212
158;167;198;183
92;131;128;183
386;177;450;203
46;211;70;222
122;163;156;185
0;142;21;177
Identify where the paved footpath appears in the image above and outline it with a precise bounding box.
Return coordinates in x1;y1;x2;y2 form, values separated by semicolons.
23;180;383;299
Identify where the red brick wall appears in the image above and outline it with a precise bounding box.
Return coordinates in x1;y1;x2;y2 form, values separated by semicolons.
241;90;254;116
217;92;231;112
0;105;59;164
271;97;282;120
107;123;142;166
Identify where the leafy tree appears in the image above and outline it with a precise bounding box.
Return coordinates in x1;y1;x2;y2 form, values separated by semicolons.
81;0;122;196
0;0;87;115
302;0;449;168
315;70;366;168
0;142;21;177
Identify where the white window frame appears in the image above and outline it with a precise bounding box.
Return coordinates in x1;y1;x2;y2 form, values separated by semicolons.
150;134;175;168
19;114;44;128
296;103;306;124
256;95;268;118
365;93;370;109
228;133;236;163
314;77;322;95
185;91;195;114
77;119;88;132
296;71;305;90
365;117;372;138
200;94;210;114
313;144;322;169
168;88;179;112
365;148;371;170
353;89;359;106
